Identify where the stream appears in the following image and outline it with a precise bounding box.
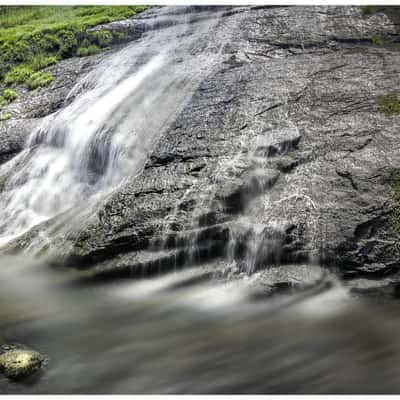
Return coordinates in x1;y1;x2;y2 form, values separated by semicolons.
2;255;400;394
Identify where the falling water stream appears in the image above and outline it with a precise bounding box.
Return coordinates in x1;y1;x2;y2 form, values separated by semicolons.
0;6;229;244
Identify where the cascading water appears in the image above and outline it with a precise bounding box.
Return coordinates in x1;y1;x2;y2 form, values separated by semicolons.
0;7;232;245
1;5;391;394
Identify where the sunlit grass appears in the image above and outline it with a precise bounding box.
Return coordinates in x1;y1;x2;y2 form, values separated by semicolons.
0;6;148;84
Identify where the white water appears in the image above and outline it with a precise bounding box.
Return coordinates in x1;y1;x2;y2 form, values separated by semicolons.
0;7;228;244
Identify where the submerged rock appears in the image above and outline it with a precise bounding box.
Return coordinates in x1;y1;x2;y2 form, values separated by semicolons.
0;348;44;380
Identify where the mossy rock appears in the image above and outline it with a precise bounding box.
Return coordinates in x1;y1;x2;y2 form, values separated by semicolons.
371;34;384;46
2;89;17;102
0;96;7;109
112;31;127;43
0;349;44;380
377;94;400;116
0;112;12;121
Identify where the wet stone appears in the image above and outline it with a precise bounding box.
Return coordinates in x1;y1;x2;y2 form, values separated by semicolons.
0;348;44;380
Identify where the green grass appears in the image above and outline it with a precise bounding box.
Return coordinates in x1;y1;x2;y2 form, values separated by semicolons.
0;112;12;121
0;88;17;109
4;54;58;87
26;71;54;90
377;94;400;116
76;44;102;57
29;54;58;70
0;6;148;83
2;88;17;101
89;29;113;47
4;65;34;85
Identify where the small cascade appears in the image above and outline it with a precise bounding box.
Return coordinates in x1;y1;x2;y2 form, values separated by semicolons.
227;220;287;275
144;98;309;277
0;7;230;245
0;5;320;284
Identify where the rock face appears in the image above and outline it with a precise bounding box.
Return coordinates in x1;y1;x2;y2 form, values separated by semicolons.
0;53;112;163
0;348;44;380
3;6;400;288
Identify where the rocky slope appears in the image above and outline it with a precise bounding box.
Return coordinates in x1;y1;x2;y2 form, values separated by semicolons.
2;6;400;295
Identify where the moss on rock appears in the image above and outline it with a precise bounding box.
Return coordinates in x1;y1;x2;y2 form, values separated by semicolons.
377;94;400;116
0;96;7;109
0;112;12;120
371;34;384;46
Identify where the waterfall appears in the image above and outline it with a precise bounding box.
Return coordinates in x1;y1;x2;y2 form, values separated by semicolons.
0;7;228;245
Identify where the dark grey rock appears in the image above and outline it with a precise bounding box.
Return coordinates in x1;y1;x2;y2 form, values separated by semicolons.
0;119;36;164
0;54;108;165
3;6;400;285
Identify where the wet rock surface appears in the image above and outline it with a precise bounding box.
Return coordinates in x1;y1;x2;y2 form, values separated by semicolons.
3;6;400;291
0;346;44;380
0;53;109;163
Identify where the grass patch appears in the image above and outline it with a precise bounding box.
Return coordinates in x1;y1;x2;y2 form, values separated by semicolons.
4;65;33;85
26;71;54;90
0;112;12;121
89;29;113;48
2;88;17;101
29;54;58;70
4;55;57;86
76;44;102;57
0;6;148;82
0;88;17;109
377;94;400;116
